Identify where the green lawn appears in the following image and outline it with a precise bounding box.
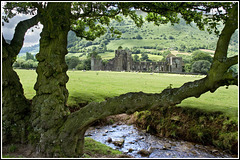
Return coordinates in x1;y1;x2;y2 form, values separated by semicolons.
15;69;238;121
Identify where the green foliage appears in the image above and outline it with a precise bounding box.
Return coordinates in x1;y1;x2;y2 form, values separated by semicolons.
13;59;37;69
136;34;143;39
8;144;17;153
2;154;24;158
118;46;123;50
25;52;35;61
191;60;211;74
133;54;139;62
65;56;80;69
192;50;213;63
140;52;149;61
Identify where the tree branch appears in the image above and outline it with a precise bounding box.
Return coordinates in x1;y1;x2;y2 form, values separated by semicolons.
10;14;39;56
225;55;238;68
213;3;238;61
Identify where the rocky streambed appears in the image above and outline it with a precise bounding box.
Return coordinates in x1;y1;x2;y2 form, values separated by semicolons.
85;124;236;158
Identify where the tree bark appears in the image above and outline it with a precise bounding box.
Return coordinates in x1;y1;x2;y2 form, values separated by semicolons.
2;15;39;144
30;2;71;157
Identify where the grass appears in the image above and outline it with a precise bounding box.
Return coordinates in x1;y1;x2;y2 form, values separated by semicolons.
2;155;24;158
2;138;121;158
15;69;238;122
83;137;121;158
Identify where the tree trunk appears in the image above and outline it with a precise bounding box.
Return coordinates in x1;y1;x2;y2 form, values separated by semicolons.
2;15;39;144
2;44;31;144
30;2;71;157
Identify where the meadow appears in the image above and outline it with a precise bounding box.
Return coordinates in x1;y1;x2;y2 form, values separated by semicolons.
15;69;238;121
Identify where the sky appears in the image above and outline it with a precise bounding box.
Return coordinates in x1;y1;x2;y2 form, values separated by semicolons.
1;1;42;47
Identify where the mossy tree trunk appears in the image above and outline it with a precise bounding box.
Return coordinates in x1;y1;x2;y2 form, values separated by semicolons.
30;3;71;157
2;15;39;144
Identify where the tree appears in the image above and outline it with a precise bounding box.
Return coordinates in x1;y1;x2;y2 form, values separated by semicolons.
191;60;211;74
2;2;238;157
136;34;143;39
191;50;213;63
179;44;186;51
26;52;35;61
140;52;149;61
118;45;123;50
66;56;80;69
133;54;139;62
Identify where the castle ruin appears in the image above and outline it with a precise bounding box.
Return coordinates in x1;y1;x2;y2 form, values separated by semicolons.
91;50;183;73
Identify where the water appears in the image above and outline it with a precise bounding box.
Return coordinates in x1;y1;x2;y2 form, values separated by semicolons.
85;124;236;158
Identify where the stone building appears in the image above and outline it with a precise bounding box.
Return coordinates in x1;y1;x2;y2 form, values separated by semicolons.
91;49;183;73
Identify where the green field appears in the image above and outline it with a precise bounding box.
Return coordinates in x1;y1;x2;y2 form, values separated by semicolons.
15;69;238;121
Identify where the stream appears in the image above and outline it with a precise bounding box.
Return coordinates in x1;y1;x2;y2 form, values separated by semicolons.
85;124;236;158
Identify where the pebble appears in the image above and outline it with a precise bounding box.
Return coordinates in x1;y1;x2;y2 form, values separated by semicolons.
162;143;171;150
113;139;125;147
84;133;92;137
106;137;112;143
211;149;218;153
128;148;134;152
112;124;117;128
137;149;151;157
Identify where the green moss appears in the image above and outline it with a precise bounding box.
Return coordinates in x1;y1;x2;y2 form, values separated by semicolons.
2;154;24;158
8;144;17;153
84;137;122;157
27;128;40;145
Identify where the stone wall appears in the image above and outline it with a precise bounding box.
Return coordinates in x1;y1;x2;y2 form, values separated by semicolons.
91;50;183;73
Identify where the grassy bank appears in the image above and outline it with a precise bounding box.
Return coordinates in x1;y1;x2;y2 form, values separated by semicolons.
16;69;238;122
134;106;238;154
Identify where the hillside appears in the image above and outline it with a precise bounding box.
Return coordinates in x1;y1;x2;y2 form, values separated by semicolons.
66;13;238;60
18;11;238;62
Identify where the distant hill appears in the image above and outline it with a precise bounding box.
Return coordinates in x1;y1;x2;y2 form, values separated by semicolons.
66;12;238;59
19;43;39;56
19;11;238;59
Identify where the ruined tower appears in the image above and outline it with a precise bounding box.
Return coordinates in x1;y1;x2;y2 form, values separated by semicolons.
91;57;102;71
166;54;183;72
114;50;133;71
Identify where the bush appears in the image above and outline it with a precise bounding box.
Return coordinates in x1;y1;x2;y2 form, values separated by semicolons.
140;53;149;61
136;34;143;39
66;56;80;69
76;63;85;70
169;36;175;39
192;50;213;63
191;60;211;74
13;59;37;69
